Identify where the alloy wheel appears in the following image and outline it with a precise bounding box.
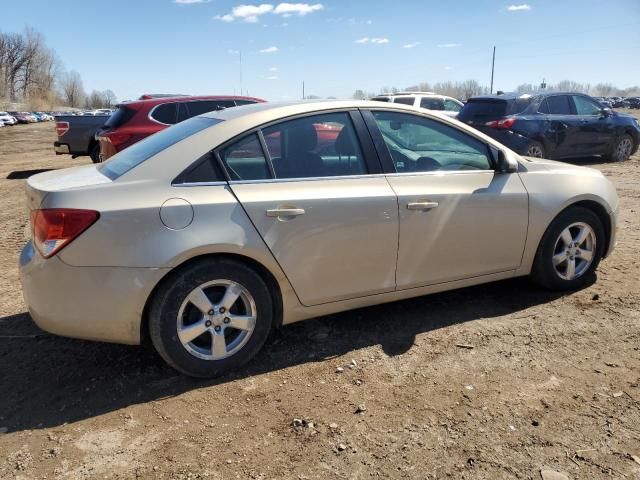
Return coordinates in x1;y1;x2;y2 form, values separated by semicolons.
614;137;633;162
526;144;544;158
552;222;596;280
177;280;257;361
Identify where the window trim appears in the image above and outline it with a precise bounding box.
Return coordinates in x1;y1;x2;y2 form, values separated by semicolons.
361;108;498;175
212;108;382;184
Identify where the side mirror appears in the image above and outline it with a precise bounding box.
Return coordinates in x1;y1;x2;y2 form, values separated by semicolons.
491;147;517;173
600;107;612;118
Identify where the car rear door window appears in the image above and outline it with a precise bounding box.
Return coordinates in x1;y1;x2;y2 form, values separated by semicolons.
420;97;445;110
393;97;415;106
372;111;492;172
544;95;572;115
186;100;235;117
261;112;367;179
572;96;602;115
220;133;272;181
151;103;178;124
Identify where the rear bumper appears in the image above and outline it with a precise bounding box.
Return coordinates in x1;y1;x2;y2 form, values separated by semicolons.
53;142;70;155
19;240;169;345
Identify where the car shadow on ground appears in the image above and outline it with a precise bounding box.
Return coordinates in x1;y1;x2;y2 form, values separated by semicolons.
6;169;55;179
0;275;593;434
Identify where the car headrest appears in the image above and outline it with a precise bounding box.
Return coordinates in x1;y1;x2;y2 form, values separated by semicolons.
288;123;318;152
335;126;357;156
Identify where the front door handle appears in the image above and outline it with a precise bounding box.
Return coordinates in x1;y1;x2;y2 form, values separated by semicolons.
407;201;439;210
266;208;306;217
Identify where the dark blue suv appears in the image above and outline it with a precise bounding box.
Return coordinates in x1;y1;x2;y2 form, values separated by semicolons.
457;92;640;162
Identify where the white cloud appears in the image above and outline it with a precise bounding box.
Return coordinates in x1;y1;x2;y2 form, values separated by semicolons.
507;4;532;10
356;37;389;45
227;49;240;54
266;75;278;80
274;3;323;16
215;3;323;22
444;66;453;70
269;67;278;71
437;43;461;48
175;0;211;4
403;42;421;49
259;46;279;53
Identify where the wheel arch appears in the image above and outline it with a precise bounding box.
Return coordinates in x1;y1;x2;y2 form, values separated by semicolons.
139;252;284;345
540;199;612;260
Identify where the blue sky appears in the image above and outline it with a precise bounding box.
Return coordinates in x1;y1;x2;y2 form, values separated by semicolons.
2;0;640;102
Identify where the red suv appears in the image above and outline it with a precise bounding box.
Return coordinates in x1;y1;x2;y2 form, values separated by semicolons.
97;95;264;160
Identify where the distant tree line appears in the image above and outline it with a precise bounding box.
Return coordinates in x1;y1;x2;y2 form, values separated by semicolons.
354;79;640;101
0;27;117;109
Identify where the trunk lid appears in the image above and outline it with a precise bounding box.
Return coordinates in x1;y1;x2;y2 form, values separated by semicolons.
25;165;112;210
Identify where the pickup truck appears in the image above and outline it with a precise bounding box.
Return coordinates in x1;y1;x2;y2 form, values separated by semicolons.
54;114;110;163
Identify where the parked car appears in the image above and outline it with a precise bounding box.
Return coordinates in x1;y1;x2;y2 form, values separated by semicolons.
53;114;111;162
0;111;17;125
96;95;264;161
20;100;618;377
457;92;640;161
8;111;36;123
627;97;640;109
371;92;464;118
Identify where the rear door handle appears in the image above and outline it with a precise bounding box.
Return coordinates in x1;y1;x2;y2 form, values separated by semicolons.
407;201;439;210
266;208;306;217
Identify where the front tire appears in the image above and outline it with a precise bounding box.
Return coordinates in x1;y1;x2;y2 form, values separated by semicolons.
149;258;273;378
605;134;634;162
531;207;605;291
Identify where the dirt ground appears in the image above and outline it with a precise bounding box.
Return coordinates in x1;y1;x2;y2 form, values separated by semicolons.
0;117;639;480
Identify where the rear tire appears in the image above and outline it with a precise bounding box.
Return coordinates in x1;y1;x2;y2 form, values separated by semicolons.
604;134;634;162
531;207;605;291
89;143;101;163
524;140;545;158
149;258;273;378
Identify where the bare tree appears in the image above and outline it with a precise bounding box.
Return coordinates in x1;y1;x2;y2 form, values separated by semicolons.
59;70;85;108
102;89;117;108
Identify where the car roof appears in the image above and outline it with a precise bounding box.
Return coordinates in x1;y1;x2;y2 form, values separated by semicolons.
118;95;265;108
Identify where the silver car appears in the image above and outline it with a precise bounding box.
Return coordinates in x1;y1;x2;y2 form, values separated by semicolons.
19;100;618;377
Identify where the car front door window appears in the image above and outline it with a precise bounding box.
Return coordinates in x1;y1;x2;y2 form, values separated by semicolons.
372;111;492;172
573;96;602;116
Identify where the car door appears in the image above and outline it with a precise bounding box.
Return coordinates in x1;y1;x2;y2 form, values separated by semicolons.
571;95;614;154
539;94;582;158
221;110;400;306
363;109;529;289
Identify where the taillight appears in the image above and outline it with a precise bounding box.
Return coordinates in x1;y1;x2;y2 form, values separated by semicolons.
485;117;516;129
106;132;132;147
31;209;99;258
55;121;69;136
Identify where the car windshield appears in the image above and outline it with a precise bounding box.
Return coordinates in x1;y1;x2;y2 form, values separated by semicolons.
99;116;223;180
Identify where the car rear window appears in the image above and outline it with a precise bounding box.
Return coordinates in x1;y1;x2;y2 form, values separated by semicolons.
104;106;136;128
99;116;223;180
459;98;531;120
371;97;391;102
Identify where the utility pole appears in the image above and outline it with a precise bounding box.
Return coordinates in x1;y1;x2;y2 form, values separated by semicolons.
490;46;496;94
302;80;305;100
239;50;243;96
